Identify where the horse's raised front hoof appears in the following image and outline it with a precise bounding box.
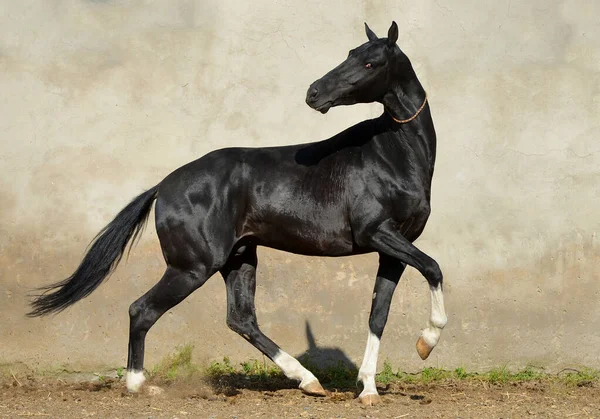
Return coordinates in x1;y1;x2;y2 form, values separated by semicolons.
416;336;433;360
359;393;382;406
300;380;328;397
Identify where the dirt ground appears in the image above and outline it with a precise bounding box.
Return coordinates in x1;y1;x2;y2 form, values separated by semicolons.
1;376;599;419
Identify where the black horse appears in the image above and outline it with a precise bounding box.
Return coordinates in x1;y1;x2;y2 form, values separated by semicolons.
29;22;447;405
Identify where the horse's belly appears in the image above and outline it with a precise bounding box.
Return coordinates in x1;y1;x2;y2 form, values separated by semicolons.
246;211;355;256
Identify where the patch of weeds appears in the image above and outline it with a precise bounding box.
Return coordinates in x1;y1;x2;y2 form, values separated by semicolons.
207;356;282;380
453;366;472;380
151;344;198;383
239;359;282;381
485;365;511;384
116;367;124;379
561;368;599;387
376;360;398;385
368;360;420;385
315;361;357;389
376;364;565;386
513;365;545;381
294;356;356;389
375;363;452;385
148;348;599;392
478;365;546;384
206;357;294;394
395;371;419;384
421;367;451;383
206;357;237;377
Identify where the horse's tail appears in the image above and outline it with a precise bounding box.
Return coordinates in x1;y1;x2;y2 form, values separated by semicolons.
28;185;160;317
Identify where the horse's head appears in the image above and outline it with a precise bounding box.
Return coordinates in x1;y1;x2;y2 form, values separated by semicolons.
306;21;411;114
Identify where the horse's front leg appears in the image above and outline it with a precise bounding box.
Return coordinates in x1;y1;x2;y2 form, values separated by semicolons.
369;218;448;360
357;254;406;405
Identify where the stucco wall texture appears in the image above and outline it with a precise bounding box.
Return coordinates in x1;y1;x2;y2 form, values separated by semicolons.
1;0;599;373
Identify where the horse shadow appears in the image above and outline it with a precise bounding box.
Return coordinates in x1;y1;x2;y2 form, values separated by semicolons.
207;321;359;396
294;321;358;371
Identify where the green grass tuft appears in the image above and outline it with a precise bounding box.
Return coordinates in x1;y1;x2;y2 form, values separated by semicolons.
421;367;452;383
370;362;590;387
512;365;545;381
453;366;472;380
151;344;197;382
561;368;600;387
314;361;357;388
239;359;282;380
206;356;237;377
486;365;511;384
375;360;397;385
479;365;545;384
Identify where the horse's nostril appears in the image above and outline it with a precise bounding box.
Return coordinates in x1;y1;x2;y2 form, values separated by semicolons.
305;84;321;106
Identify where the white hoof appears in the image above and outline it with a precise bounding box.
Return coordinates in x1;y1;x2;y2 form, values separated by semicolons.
126;370;146;393
358;391;381;405
299;379;327;397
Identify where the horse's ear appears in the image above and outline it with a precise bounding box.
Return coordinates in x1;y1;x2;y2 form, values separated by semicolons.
387;21;398;46
365;22;378;42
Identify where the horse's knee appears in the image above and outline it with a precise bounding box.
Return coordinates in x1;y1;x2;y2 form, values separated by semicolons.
226;315;256;341
424;260;443;287
128;299;156;334
129;299;143;319
226;316;240;333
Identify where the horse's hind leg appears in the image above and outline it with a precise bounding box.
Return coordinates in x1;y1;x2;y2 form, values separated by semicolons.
126;265;211;392
221;246;326;397
358;254;405;405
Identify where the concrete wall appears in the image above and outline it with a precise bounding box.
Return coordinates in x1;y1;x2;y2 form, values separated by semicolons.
1;0;599;373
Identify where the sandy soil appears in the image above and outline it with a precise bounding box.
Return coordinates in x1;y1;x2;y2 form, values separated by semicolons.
1;375;599;418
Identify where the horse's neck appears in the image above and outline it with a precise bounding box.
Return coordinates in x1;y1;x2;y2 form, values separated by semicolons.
379;80;437;177
371;109;437;182
412;106;437;174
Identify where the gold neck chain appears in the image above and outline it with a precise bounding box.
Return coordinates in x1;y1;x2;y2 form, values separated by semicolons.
387;91;428;124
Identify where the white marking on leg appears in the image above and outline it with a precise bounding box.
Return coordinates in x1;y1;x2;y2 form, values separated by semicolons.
273;350;319;388
358;331;380;397
421;284;447;348
126;370;146;393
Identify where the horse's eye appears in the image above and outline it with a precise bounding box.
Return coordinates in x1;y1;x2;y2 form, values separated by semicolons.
365;63;372;69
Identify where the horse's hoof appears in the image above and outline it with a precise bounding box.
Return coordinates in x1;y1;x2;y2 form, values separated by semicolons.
146;385;164;396
126;371;146;393
359;393;382;406
300;380;328;397
416;336;433;360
